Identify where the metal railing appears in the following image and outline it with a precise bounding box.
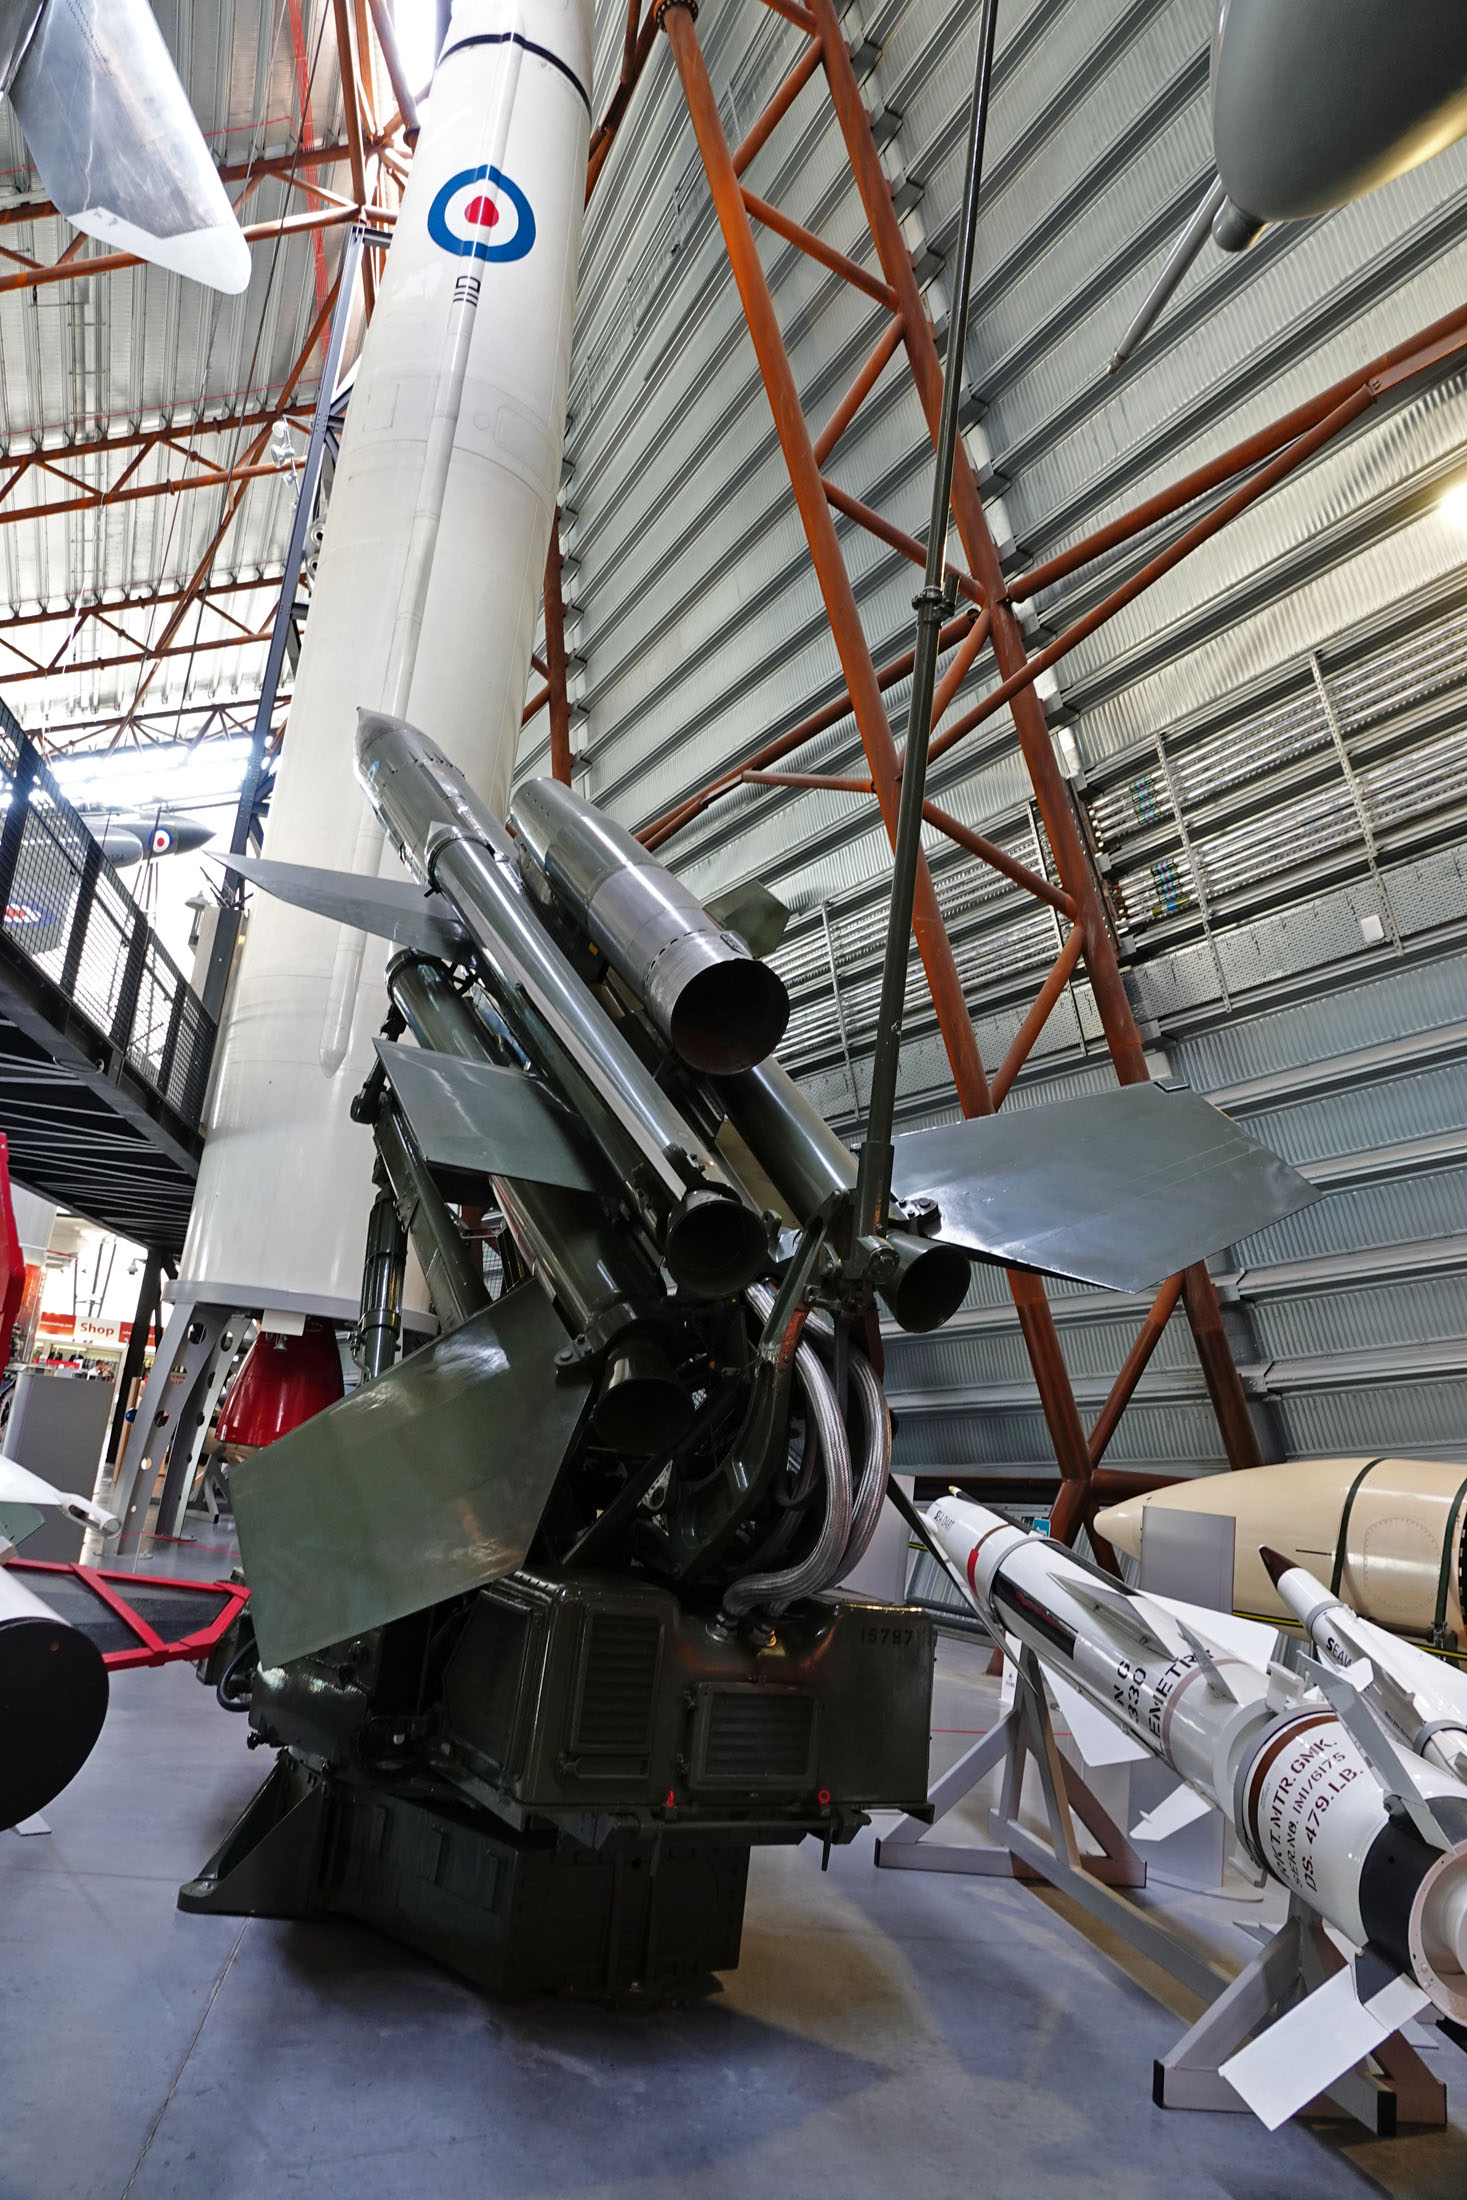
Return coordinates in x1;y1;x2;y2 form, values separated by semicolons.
0;705;216;1128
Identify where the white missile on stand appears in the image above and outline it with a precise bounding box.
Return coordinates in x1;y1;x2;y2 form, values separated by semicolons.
926;1495;1467;2127
176;0;594;1328
1262;1546;1467;1784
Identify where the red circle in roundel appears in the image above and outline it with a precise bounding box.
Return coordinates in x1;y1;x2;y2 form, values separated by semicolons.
463;194;500;230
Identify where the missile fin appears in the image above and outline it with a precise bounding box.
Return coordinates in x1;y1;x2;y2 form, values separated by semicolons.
214;853;469;959
1144;1593;1280;1668
1166;1616;1240;1702
0;1454;118;1536
1062;1577;1185;1660
1220;1960;1430;2130
1043;1668;1151;1767
233;1284;589;1669
1305;1658;1455;1851
375;1040;609;1196
889;1082;1316;1291
1130;1781;1213;1843
7;0;252;291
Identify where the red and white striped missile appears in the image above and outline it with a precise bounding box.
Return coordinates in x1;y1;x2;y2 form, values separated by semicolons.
927;1495;1467;2119
178;0;593;1325
1262;1546;1467;1784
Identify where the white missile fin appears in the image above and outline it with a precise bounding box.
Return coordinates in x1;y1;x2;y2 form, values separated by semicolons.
1130;1781;1213;1843
1043;1668;1150;1767
1143;1593;1279;1668
1061;1577;1185;1660
1220;1963;1430;2130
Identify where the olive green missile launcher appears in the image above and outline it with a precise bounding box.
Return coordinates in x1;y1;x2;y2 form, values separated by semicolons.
184;708;1316;1998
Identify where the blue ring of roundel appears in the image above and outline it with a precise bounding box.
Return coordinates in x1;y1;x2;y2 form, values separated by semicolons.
427;165;536;262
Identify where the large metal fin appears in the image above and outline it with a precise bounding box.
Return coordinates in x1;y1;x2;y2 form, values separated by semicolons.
214;853;469;960
889;1083;1317;1292
376;1040;607;1195
233;1285;589;1668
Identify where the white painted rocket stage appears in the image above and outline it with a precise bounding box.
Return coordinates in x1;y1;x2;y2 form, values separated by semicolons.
179;0;595;1320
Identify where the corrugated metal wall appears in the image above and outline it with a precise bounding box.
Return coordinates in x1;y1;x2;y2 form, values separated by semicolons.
527;0;1467;1489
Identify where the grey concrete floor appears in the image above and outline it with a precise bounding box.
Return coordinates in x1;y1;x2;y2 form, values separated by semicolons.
4;1637;1467;2200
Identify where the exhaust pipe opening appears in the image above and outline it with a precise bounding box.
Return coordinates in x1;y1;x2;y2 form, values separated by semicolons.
664;1188;768;1299
879;1233;971;1334
666;955;790;1075
589;1334;695;1456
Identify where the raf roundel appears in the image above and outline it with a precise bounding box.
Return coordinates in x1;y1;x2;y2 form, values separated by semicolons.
427;165;536;264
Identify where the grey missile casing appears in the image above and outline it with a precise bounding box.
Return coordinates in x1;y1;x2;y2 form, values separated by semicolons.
387;953;694;1454
374;1100;491;1335
1212;0;1467;226
0;1560;109;1830
387;953;665;1342
511;776;790;1075
355;709;766;1299
713;1059;970;1335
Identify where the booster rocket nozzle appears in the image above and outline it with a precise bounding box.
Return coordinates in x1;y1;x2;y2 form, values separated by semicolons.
664;1187;769;1299
590;1333;694;1456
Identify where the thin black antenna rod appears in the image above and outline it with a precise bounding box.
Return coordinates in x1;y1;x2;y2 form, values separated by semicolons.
855;0;1001;1240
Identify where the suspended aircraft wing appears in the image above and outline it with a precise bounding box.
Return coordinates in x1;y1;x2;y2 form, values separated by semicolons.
4;0;251;292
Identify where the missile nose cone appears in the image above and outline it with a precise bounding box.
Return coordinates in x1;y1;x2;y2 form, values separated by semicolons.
1258;1545;1294;1590
1092;1497;1142;1558
162;817;215;856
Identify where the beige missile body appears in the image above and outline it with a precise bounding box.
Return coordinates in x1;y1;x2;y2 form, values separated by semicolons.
1095;1455;1467;1641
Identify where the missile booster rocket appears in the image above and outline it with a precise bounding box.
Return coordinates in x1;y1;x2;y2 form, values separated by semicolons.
1094;1456;1467;1645
1211;0;1467;245
927;1495;1467;2121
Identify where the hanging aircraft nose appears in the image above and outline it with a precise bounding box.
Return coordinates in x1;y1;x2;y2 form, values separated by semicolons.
143;815;215;858
1212;0;1467;226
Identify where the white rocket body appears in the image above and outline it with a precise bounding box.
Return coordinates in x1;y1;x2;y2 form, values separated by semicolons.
178;0;593;1320
927;1497;1467;2039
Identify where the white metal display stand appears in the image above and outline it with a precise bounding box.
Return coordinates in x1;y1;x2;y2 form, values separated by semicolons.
876;1647;1446;2133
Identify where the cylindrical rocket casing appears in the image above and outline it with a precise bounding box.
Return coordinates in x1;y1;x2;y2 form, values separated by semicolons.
374;1102;491;1335
178;0;593;1321
387;952;695;1452
713;1059;970;1333
510;776;790;1073
1094;1457;1467;1642
0;1562;109;1830
1211;0;1467;226
928;1493;1467;2023
361;711;767;1298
